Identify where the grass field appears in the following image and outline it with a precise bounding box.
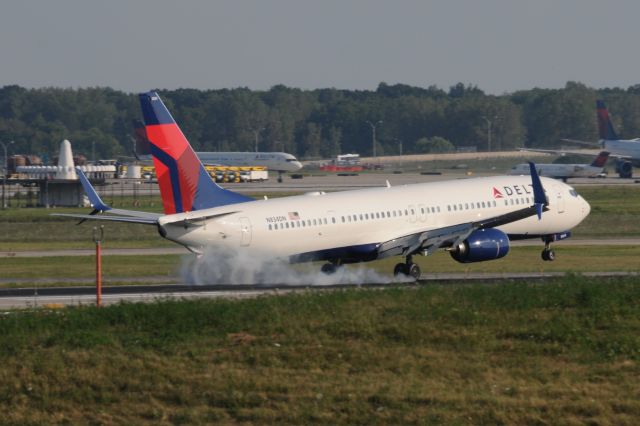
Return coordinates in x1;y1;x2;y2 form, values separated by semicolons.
0;276;638;424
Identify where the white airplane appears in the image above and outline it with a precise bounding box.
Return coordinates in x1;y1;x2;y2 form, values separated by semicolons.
525;100;640;178
195;151;302;172
133;119;303;174
509;151;609;182
55;92;591;280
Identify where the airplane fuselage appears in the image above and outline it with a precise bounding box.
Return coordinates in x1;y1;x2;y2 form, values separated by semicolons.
509;163;603;179
158;176;590;261
197;151;303;172
603;139;640;165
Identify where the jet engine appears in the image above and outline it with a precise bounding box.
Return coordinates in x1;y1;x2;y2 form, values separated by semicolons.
450;228;510;263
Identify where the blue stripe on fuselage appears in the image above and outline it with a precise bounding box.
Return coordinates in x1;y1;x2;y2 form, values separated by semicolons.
290;243;380;264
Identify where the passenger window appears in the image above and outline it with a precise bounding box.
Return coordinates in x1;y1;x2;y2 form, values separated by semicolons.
365;214;369;220
341;216;345;223
504;200;508;206
323;218;327;225
447;205;451;211
268;224;272;230
302;221;306;227
331;217;336;224
493;201;496;207
285;222;290;229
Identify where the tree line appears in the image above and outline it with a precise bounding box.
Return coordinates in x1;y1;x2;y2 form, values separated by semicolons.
1;81;640;162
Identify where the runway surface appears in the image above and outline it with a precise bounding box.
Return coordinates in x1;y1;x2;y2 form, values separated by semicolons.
0;271;637;309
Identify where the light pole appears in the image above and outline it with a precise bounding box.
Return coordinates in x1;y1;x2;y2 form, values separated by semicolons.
1;140;15;209
366;120;383;157
482;115;498;152
251;127;265;152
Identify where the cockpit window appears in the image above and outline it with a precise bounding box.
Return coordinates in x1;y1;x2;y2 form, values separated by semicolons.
569;189;579;197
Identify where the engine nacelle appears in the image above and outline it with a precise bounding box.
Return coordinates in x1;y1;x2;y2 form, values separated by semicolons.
450;228;510;263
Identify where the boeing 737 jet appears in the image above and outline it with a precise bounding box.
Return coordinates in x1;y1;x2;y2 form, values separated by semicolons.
55;92;591;280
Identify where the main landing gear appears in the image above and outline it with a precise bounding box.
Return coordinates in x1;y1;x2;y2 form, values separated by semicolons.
541;237;555;262
321;262;341;274
393;255;421;279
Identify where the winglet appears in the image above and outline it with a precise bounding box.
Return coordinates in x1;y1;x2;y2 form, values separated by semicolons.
77;168;110;212
528;162;546;219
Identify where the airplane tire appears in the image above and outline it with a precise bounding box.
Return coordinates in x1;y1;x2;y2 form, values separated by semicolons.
408;263;421;279
541;249;555;262
321;263;337;274
393;263;408;276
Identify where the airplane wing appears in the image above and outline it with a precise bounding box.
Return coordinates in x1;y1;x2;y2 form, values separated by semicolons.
377;163;549;259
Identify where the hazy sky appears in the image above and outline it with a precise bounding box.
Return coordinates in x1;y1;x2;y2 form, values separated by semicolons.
1;0;637;94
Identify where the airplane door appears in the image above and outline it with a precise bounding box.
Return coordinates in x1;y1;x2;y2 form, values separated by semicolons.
418;204;427;223
239;217;252;246
408;204;417;223
556;190;565;214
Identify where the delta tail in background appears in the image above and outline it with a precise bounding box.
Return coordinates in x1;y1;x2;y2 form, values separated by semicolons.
509;151;609;181
54;91;591;280
524;100;640;178
133;119;302;174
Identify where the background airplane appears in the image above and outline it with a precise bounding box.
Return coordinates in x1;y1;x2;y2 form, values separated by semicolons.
55;92;591;281
530;100;640;178
133;119;302;177
509;151;609;181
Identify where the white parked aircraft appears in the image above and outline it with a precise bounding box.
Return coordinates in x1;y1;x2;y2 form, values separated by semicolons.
509;151;609;182
133;119;302;174
55;92;591;279
195;151;302;172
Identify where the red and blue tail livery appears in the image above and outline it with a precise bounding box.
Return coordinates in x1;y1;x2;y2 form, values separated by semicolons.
139;91;252;214
596;100;619;140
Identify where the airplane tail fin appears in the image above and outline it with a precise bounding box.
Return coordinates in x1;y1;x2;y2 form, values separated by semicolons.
139;91;252;214
596;100;619;140
590;151;610;168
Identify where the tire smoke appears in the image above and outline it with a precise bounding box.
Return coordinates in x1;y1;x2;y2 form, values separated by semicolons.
180;246;414;285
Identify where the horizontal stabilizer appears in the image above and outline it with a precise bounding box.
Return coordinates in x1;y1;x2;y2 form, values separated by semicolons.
51;213;158;225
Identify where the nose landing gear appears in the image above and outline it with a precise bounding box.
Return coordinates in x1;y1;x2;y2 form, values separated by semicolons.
541;237;556;261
